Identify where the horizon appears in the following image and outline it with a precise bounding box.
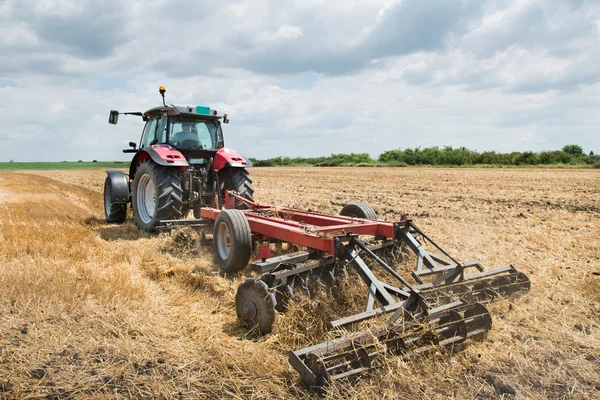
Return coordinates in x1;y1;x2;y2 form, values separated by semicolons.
1;143;596;165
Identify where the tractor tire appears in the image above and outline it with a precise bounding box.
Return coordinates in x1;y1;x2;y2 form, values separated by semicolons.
103;176;127;223
132;160;183;232
221;168;254;209
213;209;252;273
340;203;378;219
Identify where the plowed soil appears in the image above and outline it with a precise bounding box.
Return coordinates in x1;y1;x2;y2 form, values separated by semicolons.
1;167;598;399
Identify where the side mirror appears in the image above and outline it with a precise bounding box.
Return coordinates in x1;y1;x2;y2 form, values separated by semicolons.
223;114;229;124
109;110;119;125
129;142;137;150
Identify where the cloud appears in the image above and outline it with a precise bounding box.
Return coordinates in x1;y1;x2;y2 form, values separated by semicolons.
0;0;137;81
0;0;599;163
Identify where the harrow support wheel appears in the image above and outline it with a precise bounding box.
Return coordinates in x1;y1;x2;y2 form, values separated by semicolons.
340;203;377;219
213;209;252;273
104;176;127;223
235;278;277;334
132;160;183;232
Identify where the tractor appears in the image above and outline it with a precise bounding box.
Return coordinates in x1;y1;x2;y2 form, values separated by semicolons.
103;86;254;231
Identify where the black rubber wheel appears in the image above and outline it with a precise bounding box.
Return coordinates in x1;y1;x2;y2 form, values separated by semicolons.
221;168;254;209
132;160;183;232
103;176;127;223
235;278;277;334
340;203;378;219
213;209;252;273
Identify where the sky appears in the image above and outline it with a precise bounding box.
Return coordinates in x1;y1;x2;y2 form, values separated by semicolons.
1;0;599;162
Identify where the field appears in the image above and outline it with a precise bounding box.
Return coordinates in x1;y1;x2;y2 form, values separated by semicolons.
0;167;599;399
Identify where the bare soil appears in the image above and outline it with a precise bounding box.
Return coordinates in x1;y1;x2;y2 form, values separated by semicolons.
1;167;599;399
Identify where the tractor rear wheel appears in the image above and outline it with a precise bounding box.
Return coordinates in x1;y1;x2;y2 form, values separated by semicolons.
103;177;127;223
221;168;254;209
213;209;252;273
340;203;378;219
132;161;183;232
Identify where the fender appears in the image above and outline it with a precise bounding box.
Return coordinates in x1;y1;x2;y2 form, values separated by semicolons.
105;170;130;203
212;148;251;171
129;144;189;177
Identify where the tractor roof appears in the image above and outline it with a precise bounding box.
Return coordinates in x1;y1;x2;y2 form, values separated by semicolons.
144;104;226;119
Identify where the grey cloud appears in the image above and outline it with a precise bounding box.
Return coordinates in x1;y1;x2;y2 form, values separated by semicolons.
0;0;135;80
224;1;484;76
0;55;65;76
33;13;128;59
154;0;215;23
388;1;600;94
461;1;600;58
359;0;484;58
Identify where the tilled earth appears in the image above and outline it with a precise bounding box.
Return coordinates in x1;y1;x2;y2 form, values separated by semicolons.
0;167;599;399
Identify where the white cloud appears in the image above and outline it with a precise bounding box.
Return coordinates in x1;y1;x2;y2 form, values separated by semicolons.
50;103;65;113
272;25;304;40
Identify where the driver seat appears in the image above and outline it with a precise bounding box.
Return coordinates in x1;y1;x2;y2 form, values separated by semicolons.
180;139;202;149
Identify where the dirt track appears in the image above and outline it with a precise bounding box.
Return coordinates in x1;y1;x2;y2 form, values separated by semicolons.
1;167;599;399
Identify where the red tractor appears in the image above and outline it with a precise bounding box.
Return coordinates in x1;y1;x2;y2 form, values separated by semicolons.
103;86;254;231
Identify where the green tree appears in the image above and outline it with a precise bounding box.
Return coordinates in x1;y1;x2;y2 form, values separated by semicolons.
562;144;584;156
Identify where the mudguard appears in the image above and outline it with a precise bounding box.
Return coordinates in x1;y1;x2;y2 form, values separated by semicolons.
129;144;189;177
212;148;251;171
105;170;130;203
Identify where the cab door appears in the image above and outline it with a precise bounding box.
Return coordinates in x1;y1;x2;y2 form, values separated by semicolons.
139;119;158;149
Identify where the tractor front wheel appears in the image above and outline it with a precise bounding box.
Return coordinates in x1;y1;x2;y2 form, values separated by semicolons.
132;161;183;232
221;168;254;209
213;209;252;273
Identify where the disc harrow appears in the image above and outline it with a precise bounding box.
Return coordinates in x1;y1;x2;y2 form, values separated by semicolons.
163;191;531;388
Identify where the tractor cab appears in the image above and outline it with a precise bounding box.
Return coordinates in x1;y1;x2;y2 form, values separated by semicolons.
139;105;226;162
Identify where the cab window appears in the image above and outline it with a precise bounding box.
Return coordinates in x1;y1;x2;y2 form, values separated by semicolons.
168;120;224;150
140;119;158;148
155;117;167;144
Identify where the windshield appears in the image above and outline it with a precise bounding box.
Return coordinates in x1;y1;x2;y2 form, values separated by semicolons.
168;120;223;150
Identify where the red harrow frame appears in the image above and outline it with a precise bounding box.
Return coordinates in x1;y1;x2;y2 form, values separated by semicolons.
161;191;531;387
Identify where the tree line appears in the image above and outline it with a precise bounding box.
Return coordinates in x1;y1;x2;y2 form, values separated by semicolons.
249;145;600;167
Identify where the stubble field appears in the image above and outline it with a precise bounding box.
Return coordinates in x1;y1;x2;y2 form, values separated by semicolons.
0;167;599;399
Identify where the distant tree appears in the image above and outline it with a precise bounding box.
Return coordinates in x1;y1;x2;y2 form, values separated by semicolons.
562;144;584;156
78;160;83;163
92;160;98;163
9;159;13;163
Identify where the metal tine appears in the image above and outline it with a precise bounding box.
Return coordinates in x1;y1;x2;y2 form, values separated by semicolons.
331;367;372;381
419;270;530;306
324;308;474;370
